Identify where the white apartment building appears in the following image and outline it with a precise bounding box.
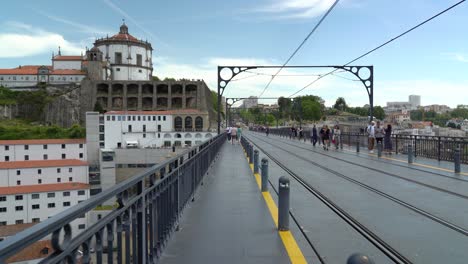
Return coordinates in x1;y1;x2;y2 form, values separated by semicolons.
0;139;86;162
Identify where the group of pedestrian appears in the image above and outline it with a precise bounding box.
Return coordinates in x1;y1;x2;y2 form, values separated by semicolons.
226;125;242;145
309;124;341;150
366;121;392;154
288;126;304;140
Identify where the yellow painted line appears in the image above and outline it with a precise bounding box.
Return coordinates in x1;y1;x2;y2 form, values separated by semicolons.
245;154;307;263
342;148;468;176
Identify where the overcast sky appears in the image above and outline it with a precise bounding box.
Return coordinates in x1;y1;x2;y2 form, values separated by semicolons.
1;0;467;107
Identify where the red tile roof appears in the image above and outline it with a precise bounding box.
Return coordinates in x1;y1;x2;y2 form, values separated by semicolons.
0;138;85;145
0;182;89;195
0;66;42;75
110;33;138;41
50;69;85;75
0;223;36;237
53;55;83;61
105;109;204;115
5;240;52;263
0;159;87;169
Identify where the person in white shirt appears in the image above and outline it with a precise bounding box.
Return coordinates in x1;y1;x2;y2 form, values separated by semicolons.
367;121;375;153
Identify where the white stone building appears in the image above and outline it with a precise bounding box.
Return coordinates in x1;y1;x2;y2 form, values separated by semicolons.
0;139;86;162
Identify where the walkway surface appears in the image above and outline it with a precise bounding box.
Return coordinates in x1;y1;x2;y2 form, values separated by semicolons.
160;141;305;264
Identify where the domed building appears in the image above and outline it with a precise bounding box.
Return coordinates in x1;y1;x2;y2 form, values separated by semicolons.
93;22;153;81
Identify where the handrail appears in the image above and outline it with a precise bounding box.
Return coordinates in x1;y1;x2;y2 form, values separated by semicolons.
0;133;226;263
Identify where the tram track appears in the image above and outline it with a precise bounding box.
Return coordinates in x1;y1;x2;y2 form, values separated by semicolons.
246;133;468;238
258;132;468;199
242;135;412;264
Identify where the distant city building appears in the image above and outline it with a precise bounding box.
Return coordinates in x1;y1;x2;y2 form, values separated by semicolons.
409;95;421;109
423;104;451;114
385;95;421;113
241;96;258;109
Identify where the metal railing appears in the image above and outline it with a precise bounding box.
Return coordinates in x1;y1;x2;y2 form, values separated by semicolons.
0;133;226;264
267;128;467;164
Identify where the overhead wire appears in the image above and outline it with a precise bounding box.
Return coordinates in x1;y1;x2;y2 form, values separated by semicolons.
257;0;340;97
288;0;466;98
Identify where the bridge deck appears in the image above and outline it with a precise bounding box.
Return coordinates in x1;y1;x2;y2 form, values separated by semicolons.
245;131;468;263
160;142;308;264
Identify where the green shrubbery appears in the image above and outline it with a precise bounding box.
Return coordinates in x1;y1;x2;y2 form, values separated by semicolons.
0;120;85;140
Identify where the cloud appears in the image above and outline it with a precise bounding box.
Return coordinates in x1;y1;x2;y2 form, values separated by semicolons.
154;57;466;108
0;22;83;58
251;0;338;19
37;11;110;36
442;52;468;63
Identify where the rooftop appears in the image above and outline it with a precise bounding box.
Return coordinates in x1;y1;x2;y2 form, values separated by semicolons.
0;182;89;195
105;109;204;115
0;159;87;169
52;55;83;61
0;138;85;145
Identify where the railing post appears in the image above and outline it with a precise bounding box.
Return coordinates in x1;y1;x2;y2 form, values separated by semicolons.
340;134;343;150
454;145;461;173
414;135;417;157
356;135;360;153
377;141;382;157
137;180;146;264
395;134;398;155
254;150;259;174
438;136;441;161
408;144;413;164
278;176;290;231
347;253;375;264
261;158;269;192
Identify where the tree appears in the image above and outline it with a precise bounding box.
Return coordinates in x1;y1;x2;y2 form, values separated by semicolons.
277;97;291;119
373;106;385;120
333;97;348;111
152;76;161;81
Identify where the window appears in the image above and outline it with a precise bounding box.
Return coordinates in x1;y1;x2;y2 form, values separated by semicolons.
61;144;65;149
0;207;6;212
158;116;161;121
41;248;49;255
112;115;115;121
62;154;66;159
163;116;166;121
136;54;142;66
32;194;39;199
143;133;146;138
47;193;55;198
4;145;9;151
138;116;141;121
132;116;136;121
106;116;110;121
32;218;40;223
16;220;24;224
4;156;8;162
44;154;48;160
69;168;73;173
47;203;55;208
122;116;126;121
143;125;146;132
24;145;29;150
63;191;70;196
158;125;161;132
138;69;142;73
78;190;85;196
78;224;86;230
0;221;6;226
79;153;83;158
128;125;132;132
15;195;23;200
98;214;102;220
17;180;21;185
115;52;122;64
153;116;156;121
38;179;42;184
0;196;5;202
32;204;40;209
57;168;61;173
15;206;23;211
69;177;73;182
38;169;42;174
43;144;48;149
116;68;120;71
158;133;160;138
57;178;61;183
143;116;146;121
24;155;29;161
16;170;20;175
63;202;71;207
79;143;83;148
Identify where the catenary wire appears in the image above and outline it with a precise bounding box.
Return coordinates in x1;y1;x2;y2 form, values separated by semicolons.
288;0;466;97
257;0;340;97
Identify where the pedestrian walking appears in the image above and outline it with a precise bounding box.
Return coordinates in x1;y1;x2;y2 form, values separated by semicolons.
333;125;341;149
298;127;304;141
311;125;318;146
227;126;232;141
367;121;375;153
384;124;392;154
374;121;384;151
266;126;270;137
231;126;237;144
323;125;330;150
319;125;325;146
237;126;242;142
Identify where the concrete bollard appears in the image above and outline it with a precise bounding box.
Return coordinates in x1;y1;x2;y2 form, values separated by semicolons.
249;144;254;164
347;253;375;264
377;141;382;157
408;144;413;164
254;150;259;174
278;176;290;231
356;140;360;153
454;145;461;173
261;158;269;192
